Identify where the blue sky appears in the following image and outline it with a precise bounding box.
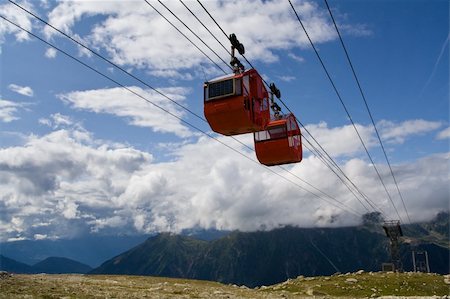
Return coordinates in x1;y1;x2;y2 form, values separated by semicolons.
0;0;448;242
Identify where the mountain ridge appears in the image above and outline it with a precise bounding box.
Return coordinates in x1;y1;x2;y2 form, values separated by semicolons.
0;255;92;274
90;216;449;287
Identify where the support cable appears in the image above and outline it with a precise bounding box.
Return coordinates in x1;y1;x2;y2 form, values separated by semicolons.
143;0;369;215
8;0;360;218
152;0;232;71
196;0;228;39
0;13;362;218
143;0;228;74
179;0;231;56
302;140;371;212
288;0;403;222
324;0;411;223
7;0;206;124
195;0;384;215
300;121;385;214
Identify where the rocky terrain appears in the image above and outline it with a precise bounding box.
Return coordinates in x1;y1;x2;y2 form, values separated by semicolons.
1;271;449;298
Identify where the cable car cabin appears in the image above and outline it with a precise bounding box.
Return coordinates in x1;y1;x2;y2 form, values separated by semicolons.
254;114;302;166
204;69;270;136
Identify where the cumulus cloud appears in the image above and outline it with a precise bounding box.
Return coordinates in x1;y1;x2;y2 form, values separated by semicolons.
45;47;57;58
278;75;296;82
0;123;448;241
8;84;34;97
39;113;79;130
0;128;153;241
0;1;34;45
33;233;48;240
378;119;443;144
288;53;305;63
339;23;372;37
58;86;192;137
43;0;368;77
304;121;376;158
0;99;28;122
436;127;450;140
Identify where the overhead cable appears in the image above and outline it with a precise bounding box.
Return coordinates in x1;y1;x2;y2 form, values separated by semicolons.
141;0;366;214
288;0;403;222
152;0;232;71
8;0;359;217
323;0;411;223
195;0;384;216
0;13;362;218
179;0;231;56
143;0;228;74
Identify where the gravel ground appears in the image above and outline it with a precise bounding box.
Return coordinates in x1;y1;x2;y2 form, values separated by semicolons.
0;272;448;298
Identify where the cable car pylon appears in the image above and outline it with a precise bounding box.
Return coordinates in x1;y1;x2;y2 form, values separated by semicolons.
382;220;403;272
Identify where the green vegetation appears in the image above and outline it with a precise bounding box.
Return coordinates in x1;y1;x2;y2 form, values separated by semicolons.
1;271;449;298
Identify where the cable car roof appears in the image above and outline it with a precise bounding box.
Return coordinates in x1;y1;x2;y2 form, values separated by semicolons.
206;73;235;83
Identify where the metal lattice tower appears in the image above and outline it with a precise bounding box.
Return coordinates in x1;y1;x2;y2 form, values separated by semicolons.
382;220;403;271
412;250;430;273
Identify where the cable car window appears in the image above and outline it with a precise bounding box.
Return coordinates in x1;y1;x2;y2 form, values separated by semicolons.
268;125;287;139
235;78;242;96
255;130;269;141
293;135;301;147
255;125;287;142
290;118;297;131
242;75;250;95
206;78;243;101
261;98;269;111
208;78;234;99
288;135;300;147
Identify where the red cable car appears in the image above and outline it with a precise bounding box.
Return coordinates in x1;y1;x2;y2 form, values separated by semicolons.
204;69;270;136
254;113;302;166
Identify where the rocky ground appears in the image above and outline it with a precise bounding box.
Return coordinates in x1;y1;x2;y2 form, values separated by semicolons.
0;271;449;298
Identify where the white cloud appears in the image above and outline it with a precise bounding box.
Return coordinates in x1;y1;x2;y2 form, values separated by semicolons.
8;84;34;97
58;86;192;137
0;124;448;241
43;0;368;78
33;233;48;240
38;118;52;126
378;119;443;144
437;127;450;140
39;113;80;130
0;128;153;240
278;75;296;82
304;121;376;158
0;99;27;122
0;1;34;44
51;113;73;127
339;23;372;37
148;69;194;81
38;0;50;9
288;53;305;63
45;47;57;58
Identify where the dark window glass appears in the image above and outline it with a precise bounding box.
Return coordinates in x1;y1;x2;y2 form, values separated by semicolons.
269;125;287;139
208;79;234;99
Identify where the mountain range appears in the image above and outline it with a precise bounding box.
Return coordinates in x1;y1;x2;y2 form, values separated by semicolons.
0;234;149;267
91;212;449;287
1;212;448;287
0;255;92;274
0;229;228;267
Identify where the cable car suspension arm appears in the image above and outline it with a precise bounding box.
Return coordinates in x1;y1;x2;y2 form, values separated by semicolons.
229;33;245;74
